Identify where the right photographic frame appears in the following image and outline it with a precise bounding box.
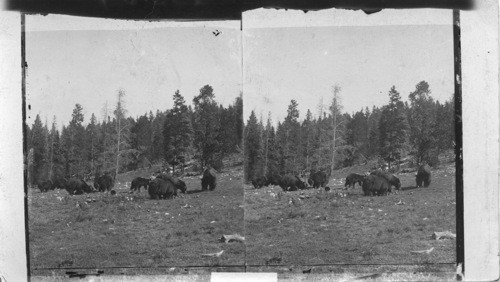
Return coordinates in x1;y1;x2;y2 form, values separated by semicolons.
242;8;459;273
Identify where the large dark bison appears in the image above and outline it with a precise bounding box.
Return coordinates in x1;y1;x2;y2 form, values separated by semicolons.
344;173;365;189
416;164;431;187
308;171;329;188
201;167;217;191
362;174;391;196
148;178;176;199
266;174;282;186
130;177;150;192
279;174;306;191
251;176;268;189
156;173;187;194
37;180;53;192
94;173;115;192
65;178;95;195
52;178;68;190
370;170;401;191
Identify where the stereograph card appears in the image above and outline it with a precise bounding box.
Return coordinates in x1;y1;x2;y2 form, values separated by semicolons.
0;1;498;281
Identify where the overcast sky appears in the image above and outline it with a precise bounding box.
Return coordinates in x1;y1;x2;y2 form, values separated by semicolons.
26;15;241;128
26;9;454;129
243;9;454;124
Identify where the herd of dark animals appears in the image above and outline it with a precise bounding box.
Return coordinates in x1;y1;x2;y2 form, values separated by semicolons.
251;164;432;196
251;171;328;192
35;167;218;200
37;163;431;198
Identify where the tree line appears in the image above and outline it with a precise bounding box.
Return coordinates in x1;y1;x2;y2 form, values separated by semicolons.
26;85;243;185
244;81;455;181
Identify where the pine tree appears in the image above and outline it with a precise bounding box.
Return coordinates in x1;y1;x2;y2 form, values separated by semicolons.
265;123;279;177
151;110;166;164
30;114;47;184
408;81;437;165
86;114;99;175
378;86;409;169
67;104;87;177
131;113;153;169
282;99;301;173
49;118;63;179
367;106;382;158
275;121;287;174
163;90;194;173
244;111;261;181
301;109;315;172
433;96;455;160
48;116;58;179
192;85;221;169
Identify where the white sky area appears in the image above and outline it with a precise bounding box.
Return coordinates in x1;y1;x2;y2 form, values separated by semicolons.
243;8;454;124
26;15;242;128
25;9;454;128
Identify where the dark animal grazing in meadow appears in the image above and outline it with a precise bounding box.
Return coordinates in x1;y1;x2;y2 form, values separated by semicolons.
344;173;365;189
52;178;68;190
362;174;391;196
156;173;187;194
130;177;150;192
416;164;431;187
65;178;95;195
169;177;187;194
37;180;53;192
148;178;176;199
94;173;115;192
201;167;217;191
279;174;306;191
308;171;329;188
266;174;282;186
370;170;401;191
251;176;268;189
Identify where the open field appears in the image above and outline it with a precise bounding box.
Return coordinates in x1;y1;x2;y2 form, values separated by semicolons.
244;162;457;267
28;166;245;270
28;160;457;277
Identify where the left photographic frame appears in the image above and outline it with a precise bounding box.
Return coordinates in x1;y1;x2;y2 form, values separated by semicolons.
23;14;245;273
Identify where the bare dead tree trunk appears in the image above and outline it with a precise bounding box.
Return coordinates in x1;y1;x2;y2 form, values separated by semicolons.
330;93;337;175
115;113;121;177
305;140;310;172
330;84;342;175
102;101;109;173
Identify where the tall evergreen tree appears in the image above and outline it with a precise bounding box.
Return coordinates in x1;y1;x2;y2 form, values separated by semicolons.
301;109;315;172
86;113;99;175
244;111;261;181
378;86;409;169
67;104;87;177
192;85;221;169
282;100;301;173
408;81;437;164
30;114;47;184
367;106;382;158
433;96;455;160
151;110;166;164
163;90;194;173
131;113;153;169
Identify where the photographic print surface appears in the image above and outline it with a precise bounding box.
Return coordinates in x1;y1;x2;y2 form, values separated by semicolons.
243;9;457;267
25;15;244;270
